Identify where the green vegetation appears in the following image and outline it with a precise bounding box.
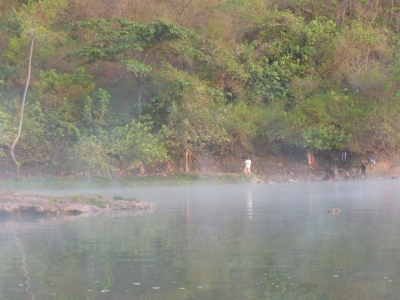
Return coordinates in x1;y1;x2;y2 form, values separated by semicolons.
65;194;105;207
112;195;139;202
0;0;398;178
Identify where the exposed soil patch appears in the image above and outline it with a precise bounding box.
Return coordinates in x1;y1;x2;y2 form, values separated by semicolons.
0;192;155;215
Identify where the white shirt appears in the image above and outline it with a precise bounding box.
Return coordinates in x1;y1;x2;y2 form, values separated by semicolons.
245;159;251;166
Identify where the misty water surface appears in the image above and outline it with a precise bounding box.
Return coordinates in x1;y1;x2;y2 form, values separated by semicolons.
1;181;400;300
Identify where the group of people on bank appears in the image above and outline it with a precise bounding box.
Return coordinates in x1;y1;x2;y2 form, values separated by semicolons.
242;153;377;181
327;156;376;181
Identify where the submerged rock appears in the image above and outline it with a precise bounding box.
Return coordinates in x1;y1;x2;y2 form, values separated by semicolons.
327;208;341;214
0;191;155;215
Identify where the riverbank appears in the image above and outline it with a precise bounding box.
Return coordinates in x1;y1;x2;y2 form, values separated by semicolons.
0;153;399;190
0;166;394;194
0;156;397;215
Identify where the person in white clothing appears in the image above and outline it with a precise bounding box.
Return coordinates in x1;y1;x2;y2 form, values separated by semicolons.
244;158;251;174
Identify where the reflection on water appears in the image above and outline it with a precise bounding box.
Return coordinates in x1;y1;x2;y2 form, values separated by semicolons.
14;232;35;300
246;188;253;220
1;182;400;299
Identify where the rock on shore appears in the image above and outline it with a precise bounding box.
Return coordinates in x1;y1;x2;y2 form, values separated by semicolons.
0;191;155;215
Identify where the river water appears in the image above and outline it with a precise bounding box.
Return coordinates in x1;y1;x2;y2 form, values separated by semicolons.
1;181;400;300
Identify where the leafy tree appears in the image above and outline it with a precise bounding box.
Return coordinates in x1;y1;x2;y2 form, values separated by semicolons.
82;88;110;135
330;21;388;86
67;18;201;116
348;57;400;152
13;100;50;168
0;109;15;161
224;101;290;156
32;67;95;108
69;119;167;178
288;91;353;152
5;0;67;177
156;67;229;172
103;118;168;174
243;13;336;104
223;103;260;155
208;11;336;107
69;135;113;182
26;68;98;172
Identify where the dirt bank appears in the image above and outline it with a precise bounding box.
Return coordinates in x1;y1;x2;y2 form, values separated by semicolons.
138;154;400;183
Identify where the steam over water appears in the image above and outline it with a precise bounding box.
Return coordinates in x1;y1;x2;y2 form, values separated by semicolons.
1;181;400;300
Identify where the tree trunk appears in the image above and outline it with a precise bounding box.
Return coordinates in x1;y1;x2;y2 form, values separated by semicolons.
184;147;189;173
10;33;35;178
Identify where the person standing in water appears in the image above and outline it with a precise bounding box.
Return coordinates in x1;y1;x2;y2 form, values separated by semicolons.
244;158;251;175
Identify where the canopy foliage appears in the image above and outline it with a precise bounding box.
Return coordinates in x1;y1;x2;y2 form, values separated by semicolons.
0;0;399;176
